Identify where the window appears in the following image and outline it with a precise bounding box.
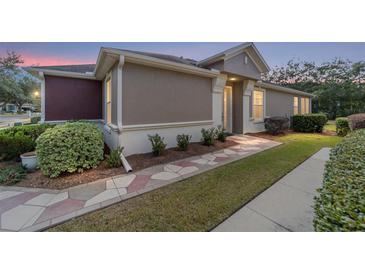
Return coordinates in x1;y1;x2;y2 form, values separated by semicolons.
252;90;264;121
106;78;112;124
293;97;299;115
301;97;310;114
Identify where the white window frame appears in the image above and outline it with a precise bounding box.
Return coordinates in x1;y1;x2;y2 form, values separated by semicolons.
293;96;299;115
104;72;112;125
301;97;310;114
252;88;266;122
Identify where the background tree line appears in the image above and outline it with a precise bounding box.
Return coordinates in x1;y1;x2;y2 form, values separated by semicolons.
263;59;365;119
0;51;39;112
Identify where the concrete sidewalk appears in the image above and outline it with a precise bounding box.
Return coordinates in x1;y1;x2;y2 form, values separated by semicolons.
213;148;330;232
0;135;280;232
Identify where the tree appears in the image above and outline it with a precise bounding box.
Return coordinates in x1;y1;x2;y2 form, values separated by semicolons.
263;59;365;119
0;51;38;112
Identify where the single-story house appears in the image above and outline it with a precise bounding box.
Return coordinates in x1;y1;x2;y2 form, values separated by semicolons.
31;43;313;156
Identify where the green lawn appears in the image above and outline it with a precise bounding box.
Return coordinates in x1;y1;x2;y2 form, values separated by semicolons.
49;133;341;232
324;120;336;133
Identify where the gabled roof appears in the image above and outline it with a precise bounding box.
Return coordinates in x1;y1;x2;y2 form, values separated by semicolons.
197;42;270;73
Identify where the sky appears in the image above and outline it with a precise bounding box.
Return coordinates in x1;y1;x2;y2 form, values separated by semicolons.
0;42;364;68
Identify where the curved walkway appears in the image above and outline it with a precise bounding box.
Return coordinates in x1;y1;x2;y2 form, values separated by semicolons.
213;148;330;232
0;135;280;232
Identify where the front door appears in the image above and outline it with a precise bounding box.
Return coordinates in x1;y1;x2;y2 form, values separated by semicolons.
223;86;232;133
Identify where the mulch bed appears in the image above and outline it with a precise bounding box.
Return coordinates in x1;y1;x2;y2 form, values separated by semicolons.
3;140;238;190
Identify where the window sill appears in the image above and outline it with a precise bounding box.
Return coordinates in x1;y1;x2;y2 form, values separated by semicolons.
250;117;264;124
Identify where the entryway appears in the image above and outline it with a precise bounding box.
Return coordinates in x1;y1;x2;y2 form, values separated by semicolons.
223;86;232;132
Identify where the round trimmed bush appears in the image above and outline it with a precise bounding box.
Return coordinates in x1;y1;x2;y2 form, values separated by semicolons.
335;117;349;137
264;116;289;135
36;122;104;178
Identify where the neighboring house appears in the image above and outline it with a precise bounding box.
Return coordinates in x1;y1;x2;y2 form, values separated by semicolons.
31;43;313;156
0;103;17;113
0;103;35;113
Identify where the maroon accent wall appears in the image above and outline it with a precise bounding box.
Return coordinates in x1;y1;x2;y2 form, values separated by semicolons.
45;75;102;121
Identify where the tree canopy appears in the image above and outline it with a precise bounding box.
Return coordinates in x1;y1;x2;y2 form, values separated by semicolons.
0;51;39;111
263;59;365;119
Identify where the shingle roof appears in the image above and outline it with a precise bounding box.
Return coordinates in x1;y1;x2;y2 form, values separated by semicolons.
117;49;198;66
31;64;96;73
30;49;198;74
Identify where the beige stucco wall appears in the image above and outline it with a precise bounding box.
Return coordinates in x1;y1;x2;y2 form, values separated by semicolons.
122;62;213;125
266;89;311;118
204;53;261;79
224;52;261;79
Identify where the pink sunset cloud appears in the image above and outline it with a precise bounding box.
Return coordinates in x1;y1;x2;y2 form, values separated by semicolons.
20;53;95;67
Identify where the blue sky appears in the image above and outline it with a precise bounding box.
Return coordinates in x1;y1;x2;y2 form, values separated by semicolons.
0;42;363;68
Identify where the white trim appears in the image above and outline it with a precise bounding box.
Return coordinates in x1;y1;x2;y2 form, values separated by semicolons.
97;48;220;78
252;88;266;123
121;120;213;132
43;119;104;124
104;72;112;125
31;68;96;80
198;43;251;66
197;43;270;72
39;72;45;123
117;56;124;129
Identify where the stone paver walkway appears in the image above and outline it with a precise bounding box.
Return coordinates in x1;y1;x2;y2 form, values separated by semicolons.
0;135;280;232
213;148;331;232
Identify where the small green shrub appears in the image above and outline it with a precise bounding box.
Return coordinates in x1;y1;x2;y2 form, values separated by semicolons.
264;116;289;135
176;134;192;151
106;147;123;168
314;129;365;231
201;127;216;146
36;122;104;178
0;135;34;161
30;116;41;124
348;113;365;131
292;114;328;133
148;134;167;156
335;117;350;137
216;126;227;142
0;124;55;161
0;123;54;142
0;166;26;185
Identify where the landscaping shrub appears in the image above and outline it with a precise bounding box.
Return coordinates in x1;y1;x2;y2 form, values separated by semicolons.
0;123;54;142
335;117;350;137
216;126;227;142
313;129;365;231
148;134;167;156
106;147;123;168
176;134;192;151
292;114;328;133
348;113;365;131
0;166;26;185
201;127;216;146
36;122;104;178
30;116;41;124
0;135;34;161
264;116;289;135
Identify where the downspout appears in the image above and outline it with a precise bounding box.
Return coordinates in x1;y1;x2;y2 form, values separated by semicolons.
120;152;132;173
116;55;133;173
